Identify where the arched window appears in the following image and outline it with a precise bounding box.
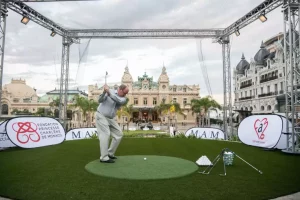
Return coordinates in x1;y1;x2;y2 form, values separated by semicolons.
267;105;272;111
1;104;8;115
261;106;265;111
54;109;59;118
67;110;72;120
245;107;248;111
250;107;253;111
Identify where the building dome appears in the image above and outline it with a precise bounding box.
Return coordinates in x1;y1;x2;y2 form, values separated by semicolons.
236;53;250;75
254;41;269;65
3;79;37;98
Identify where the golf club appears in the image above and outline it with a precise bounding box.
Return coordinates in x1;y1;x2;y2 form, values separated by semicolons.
199;148;263;176
105;71;108;85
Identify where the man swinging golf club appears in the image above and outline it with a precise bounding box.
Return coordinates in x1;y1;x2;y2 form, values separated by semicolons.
95;73;129;163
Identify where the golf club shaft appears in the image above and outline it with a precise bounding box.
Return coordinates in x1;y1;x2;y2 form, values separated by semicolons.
234;153;263;174
105;72;108;85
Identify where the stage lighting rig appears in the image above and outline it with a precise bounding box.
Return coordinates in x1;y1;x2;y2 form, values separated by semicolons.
235;28;240;36
50;29;56;37
21;15;29;25
259;11;267;22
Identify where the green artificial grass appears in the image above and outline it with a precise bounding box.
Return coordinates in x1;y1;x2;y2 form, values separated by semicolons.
0;138;300;200
123;130;166;134
122;130;168;137
85;155;198;180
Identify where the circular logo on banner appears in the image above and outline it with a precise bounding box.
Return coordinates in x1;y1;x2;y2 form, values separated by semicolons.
254;118;268;140
12;122;40;144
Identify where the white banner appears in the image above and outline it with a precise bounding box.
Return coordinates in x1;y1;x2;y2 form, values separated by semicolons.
275;115;297;149
0;120;8;133
6;117;65;148
65;128;98;140
185;127;225;140
238;115;283;149
0;134;16;148
169;127;174;137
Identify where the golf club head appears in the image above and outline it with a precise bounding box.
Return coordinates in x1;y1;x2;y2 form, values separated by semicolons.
198;172;210;175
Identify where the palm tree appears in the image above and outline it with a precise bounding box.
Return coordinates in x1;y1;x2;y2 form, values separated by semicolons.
85;99;99;126
70;95;99;127
191;99;202;127
191;96;221;127
155;102;183;131
116;98;131;130
49;97;60;117
35;107;53;117
122;104;138;122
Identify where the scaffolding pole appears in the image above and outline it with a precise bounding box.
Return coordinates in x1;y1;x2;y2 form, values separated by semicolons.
220;37;233;140
0;2;7;117
59;36;71;130
283;0;300;154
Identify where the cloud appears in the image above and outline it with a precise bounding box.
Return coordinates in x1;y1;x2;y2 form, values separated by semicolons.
2;0;284;105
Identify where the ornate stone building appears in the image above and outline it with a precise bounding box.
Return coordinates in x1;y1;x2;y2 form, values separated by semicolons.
1;79;40;116
233;33;285;114
88;66;200;124
0;79;88;122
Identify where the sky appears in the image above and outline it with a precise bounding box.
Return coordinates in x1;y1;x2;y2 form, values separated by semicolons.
2;0;283;104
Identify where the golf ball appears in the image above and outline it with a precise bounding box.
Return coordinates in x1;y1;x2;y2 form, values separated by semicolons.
144;157;147;160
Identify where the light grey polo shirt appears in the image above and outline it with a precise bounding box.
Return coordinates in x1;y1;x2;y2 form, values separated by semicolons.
97;89;127;119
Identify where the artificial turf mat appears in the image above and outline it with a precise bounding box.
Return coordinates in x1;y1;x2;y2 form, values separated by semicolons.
0;138;300;200
85;155;199;180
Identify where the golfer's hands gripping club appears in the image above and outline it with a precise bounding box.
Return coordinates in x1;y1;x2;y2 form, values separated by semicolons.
104;84;110;96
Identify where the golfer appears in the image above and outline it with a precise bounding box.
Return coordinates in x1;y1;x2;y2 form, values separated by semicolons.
95;84;129;163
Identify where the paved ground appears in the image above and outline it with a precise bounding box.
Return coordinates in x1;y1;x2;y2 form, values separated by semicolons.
1;192;300;200
271;192;300;200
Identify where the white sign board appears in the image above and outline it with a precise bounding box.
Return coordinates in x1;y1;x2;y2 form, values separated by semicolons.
0;134;16;148
5;117;65;148
238;115;284;149
185;127;225;140
169;127;174;137
276;115;293;149
0;120;8;133
65;128;98;140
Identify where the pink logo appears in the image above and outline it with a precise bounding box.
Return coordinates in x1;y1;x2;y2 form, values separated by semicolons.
254;118;268;140
12;122;40;144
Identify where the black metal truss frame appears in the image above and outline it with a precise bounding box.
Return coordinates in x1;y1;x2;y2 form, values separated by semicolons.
66;29;224;39
222;0;283;38
0;0;288;139
5;1;66;36
1;0;284;40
